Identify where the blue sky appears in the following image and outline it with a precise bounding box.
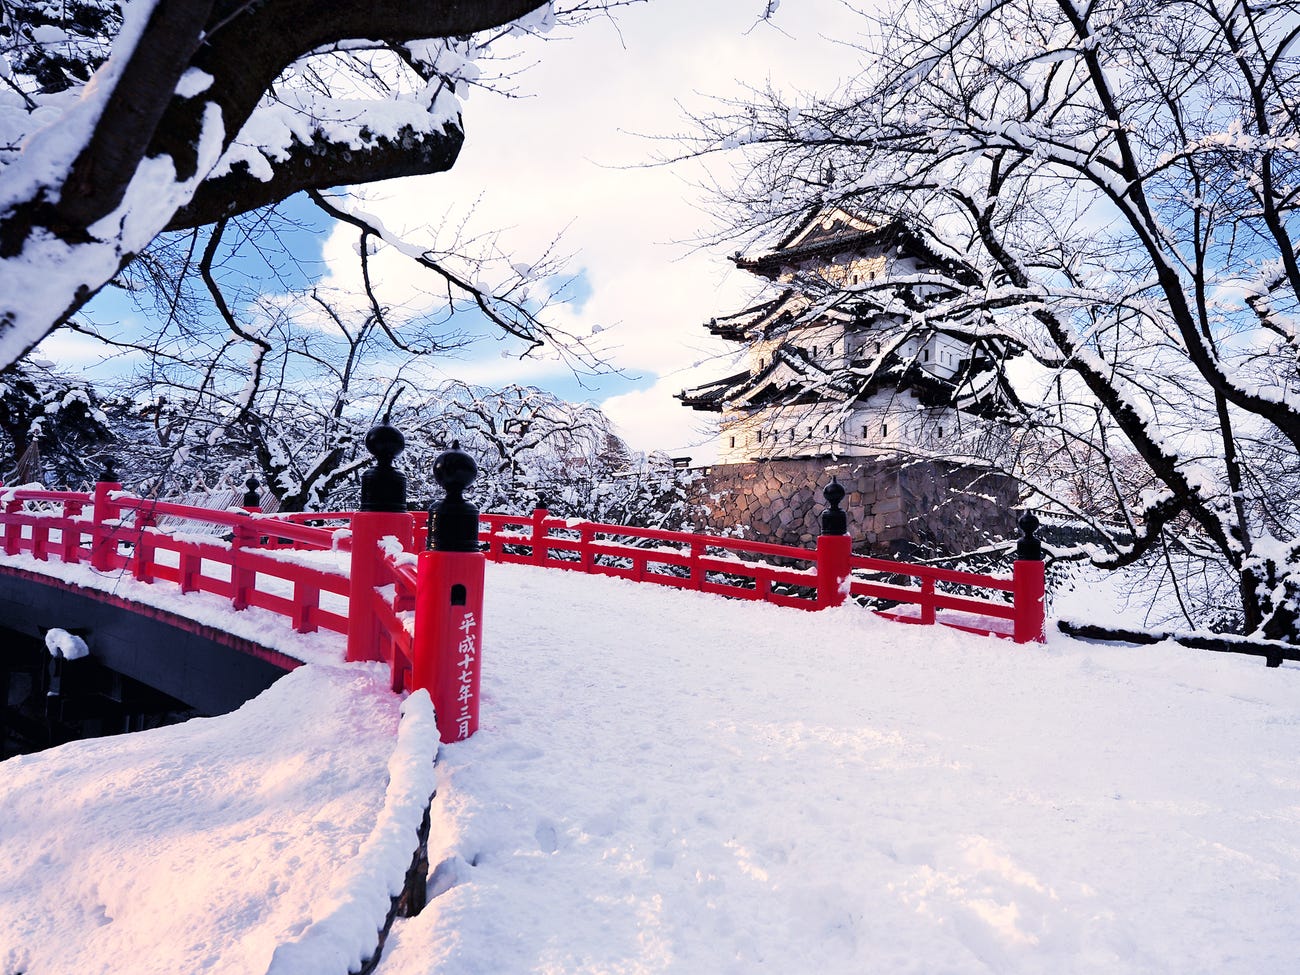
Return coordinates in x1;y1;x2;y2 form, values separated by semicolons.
45;0;872;462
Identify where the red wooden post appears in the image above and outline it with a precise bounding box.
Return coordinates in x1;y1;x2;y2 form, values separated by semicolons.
230;520;257;610
411;441;485;742
347;426;415;664
132;508;156;583
0;497;19;555
1013;512;1046;644
347;509;414;662
816;534;852;608
919;575;936;625
292;579;320;633
61;498;84;563
90;479;122;571
689;538;705;590
31;517;49;561
530;504;548;564
817;478;851;609
413;548;485;743
179;550;200;593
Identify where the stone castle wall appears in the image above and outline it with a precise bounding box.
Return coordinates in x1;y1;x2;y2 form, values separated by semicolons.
686;457;1019;557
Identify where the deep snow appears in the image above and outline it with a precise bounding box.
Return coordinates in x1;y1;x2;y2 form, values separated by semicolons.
1;557;1299;974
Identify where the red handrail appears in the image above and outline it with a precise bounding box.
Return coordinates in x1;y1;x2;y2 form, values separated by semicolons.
0;488;353;639
477;507;1044;641
0;487;1046;693
268;505;1043;640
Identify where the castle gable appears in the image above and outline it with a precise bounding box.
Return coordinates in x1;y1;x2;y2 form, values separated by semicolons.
780;207;879;252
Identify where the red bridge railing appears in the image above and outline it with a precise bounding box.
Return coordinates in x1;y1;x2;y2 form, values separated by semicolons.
1;446;1046;741
474;506;1045;642
253;502;1047;643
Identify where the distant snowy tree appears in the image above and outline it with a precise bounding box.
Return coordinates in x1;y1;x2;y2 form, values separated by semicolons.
687;0;1300;641
106;290;439;509
0;0;621;369
0;360;113;486
399;381;624;512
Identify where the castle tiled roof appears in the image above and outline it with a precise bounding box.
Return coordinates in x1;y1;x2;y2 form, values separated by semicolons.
678;340;1021;419
734;209;976;286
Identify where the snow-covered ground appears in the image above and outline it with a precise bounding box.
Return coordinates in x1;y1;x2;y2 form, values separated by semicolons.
0;663;438;975
3;559;1299;974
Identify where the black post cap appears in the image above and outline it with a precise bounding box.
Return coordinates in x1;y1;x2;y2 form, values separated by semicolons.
820;477;848;536
242;476;261;508
359;423;408;513
431;440;480;552
1016;511;1044;561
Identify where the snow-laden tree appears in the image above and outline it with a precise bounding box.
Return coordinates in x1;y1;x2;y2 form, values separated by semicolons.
0;0;615;369
685;0;1300;640
103;287;453;509
398;381;630;513
0;359;114;486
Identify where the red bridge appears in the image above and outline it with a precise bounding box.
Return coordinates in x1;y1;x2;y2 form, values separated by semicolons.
0;430;1046;746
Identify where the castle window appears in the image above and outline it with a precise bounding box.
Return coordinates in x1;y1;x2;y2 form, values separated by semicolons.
729;436;736;449
861;425;868;437
757;430;763;444
924;348;930;362
882;423;889;437
937;426;944;438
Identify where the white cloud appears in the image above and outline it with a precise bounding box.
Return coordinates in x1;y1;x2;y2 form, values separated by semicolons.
34;329;144;373
313;0;872;453
602;376;722;463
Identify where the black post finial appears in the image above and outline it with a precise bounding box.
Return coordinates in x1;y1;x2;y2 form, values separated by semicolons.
359;424;408;513
242;475;261;508
1017;511;1043;561
100;459;118;484
820;477;848;536
431;442;479;552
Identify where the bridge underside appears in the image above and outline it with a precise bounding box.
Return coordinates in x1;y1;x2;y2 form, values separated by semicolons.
0;565;298;717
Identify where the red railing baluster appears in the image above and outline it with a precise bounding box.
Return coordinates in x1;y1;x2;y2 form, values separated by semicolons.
3;497;22;555
816;533;852;609
1013;559;1046;644
132;507;156;583
61;498;84;563
530;506;547;563
91;481;122;570
230;520;256;610
292;579;320;633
